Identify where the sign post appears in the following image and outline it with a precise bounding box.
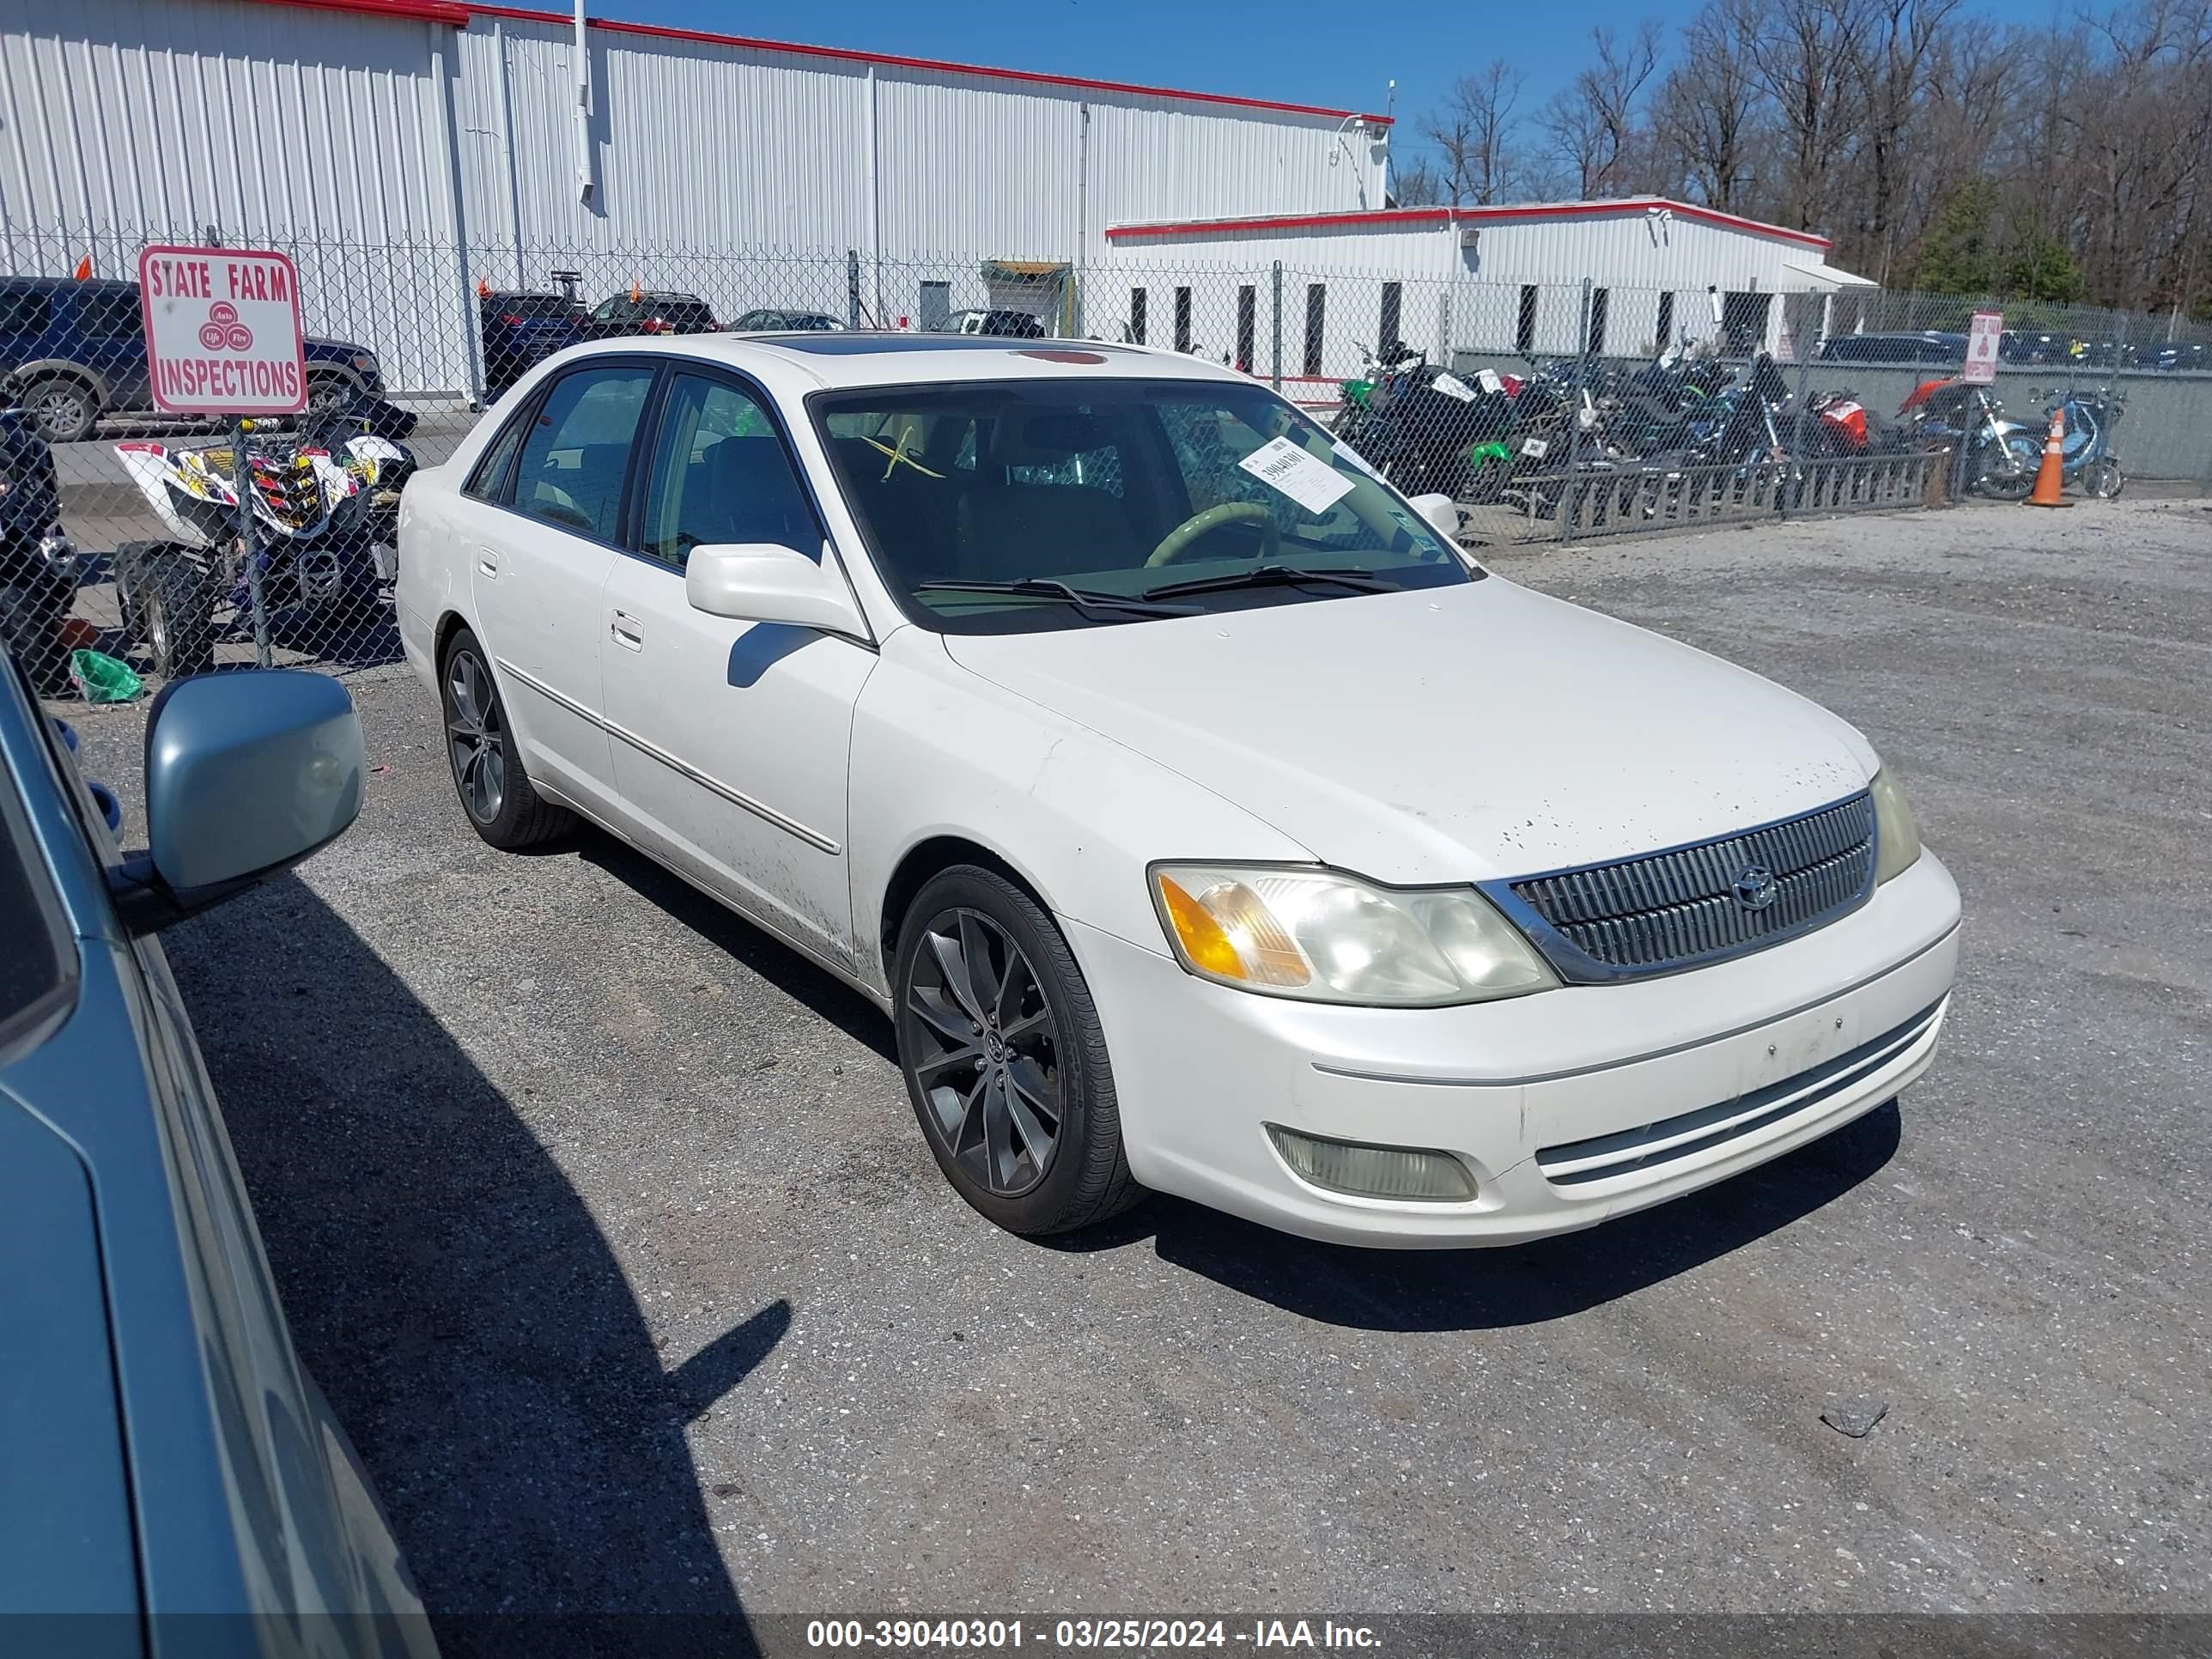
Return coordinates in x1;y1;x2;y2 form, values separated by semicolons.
1956;309;2004;501
137;245;307;668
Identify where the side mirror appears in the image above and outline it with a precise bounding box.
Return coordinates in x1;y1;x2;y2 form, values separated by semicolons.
1407;492;1462;538
685;542;868;641
111;671;364;934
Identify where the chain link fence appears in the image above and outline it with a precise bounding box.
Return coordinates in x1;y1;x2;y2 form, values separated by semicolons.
4;226;2209;699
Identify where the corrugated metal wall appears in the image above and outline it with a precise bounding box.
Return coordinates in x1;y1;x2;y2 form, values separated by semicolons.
0;0;1382;391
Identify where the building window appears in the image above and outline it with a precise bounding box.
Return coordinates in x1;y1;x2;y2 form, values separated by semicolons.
1655;291;1676;349
1128;288;1146;344
1304;283;1326;377
1516;285;1539;355
1722;290;1772;356
1174;286;1193;353
1588;288;1610;356
1236;285;1256;373
1379;281;1402;354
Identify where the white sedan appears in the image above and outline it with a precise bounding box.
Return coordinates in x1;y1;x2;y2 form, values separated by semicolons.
396;332;1960;1247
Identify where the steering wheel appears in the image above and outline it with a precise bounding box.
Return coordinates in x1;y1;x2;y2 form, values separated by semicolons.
1144;500;1280;568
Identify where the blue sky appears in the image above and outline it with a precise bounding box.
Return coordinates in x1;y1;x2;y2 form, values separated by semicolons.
600;0;1672;149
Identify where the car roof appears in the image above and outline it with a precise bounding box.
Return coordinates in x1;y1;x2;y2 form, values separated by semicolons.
553;331;1249;392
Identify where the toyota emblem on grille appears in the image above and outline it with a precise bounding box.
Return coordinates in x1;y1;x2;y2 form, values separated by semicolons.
1732;865;1779;910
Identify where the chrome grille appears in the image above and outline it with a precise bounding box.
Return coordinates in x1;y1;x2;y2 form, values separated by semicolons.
1492;793;1876;981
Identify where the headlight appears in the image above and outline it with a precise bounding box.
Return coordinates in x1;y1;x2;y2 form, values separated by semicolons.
1870;767;1922;884
1150;863;1557;1006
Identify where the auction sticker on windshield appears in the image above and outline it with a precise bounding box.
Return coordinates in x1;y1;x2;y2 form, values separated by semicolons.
1239;435;1354;514
137;244;307;416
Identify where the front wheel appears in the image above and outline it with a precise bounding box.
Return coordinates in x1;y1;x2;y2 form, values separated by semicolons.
893;866;1141;1237
20;376;97;444
2081;457;2124;499
133;550;216;679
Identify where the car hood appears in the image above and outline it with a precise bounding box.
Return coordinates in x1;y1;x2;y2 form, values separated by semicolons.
941;579;1877;884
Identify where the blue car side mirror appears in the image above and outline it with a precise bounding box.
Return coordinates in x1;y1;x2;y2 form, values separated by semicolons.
109;671;364;934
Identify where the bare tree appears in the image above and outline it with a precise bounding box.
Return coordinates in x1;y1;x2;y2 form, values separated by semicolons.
1651;0;1768;209
1744;0;1869;236
1415;61;1526;204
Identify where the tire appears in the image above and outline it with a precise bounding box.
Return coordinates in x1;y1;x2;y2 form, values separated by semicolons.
1978;435;2042;500
2082;457;2124;499
1464;453;1510;504
136;550;216;679
439;626;573;849
892;865;1142;1237
20;375;97;444
305;370;355;421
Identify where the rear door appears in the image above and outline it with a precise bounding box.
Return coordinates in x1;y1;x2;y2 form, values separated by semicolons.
0;283;53;387
461;360;659;811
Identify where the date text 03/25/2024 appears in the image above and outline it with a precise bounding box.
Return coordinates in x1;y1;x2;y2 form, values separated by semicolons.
804;1620;1382;1650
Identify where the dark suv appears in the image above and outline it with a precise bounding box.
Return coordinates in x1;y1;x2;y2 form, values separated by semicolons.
1816;331;1966;367
479;291;586;398
0;277;386;443
580;291;720;340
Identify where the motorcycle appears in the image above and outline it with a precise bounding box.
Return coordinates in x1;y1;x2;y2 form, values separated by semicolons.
2027;384;2127;498
1333;341;1519;500
1897;379;2041;499
111;395;415;677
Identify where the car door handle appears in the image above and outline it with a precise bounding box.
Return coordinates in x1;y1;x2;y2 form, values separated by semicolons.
611;609;644;650
477;549;500;578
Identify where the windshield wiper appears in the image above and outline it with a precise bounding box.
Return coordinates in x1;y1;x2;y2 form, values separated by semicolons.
914;578;1200;619
1138;564;1396;602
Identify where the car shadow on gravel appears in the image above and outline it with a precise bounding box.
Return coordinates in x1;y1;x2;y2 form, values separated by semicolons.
1054;1103;1903;1332
162;872;783;1655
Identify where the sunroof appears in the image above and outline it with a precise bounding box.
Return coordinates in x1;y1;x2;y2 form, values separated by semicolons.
760;333;1138;356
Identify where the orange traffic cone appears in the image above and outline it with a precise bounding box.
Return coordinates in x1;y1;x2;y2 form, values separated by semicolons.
2025;405;2071;507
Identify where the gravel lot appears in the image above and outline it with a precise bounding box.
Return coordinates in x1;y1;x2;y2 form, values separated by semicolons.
63;498;2211;1644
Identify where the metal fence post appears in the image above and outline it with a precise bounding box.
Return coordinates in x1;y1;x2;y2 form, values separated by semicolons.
1270;261;1283;392
1563;277;1592;544
233;418;272;668
846;249;862;329
1784;346;1814;520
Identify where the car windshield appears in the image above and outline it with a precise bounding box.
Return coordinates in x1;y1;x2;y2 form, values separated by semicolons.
496;295;577;320
813;377;1474;633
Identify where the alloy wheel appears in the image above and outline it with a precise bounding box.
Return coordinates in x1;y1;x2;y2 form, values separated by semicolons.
445;647;507;823
902;908;1063;1198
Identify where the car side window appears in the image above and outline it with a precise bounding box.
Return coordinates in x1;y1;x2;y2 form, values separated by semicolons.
0;287;52;336
463;409;532;502
511;366;656;540
639;374;821;568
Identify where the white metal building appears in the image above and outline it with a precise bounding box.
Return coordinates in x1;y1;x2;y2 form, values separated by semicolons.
0;0;1393;390
1099;200;1879;386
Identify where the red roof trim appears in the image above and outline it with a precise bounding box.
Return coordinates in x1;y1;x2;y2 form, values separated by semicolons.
243;0;474;23
246;0;1391;124
1109;198;1832;252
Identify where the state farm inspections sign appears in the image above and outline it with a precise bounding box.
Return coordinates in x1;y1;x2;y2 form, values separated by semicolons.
137;245;307;416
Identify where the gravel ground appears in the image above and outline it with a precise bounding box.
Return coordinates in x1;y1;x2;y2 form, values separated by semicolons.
61;498;2212;1642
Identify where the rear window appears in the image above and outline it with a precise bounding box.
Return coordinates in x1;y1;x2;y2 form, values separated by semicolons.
82;288;144;338
493;295;578;320
0;289;52;337
656;299;716;326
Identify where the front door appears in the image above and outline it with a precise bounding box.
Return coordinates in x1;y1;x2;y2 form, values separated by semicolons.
463;360;658;813
599;369;876;968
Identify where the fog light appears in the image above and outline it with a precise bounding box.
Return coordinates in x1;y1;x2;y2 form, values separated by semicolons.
1265;1125;1477;1202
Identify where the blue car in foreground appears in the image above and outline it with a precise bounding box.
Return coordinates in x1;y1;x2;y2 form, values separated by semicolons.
0;652;435;1656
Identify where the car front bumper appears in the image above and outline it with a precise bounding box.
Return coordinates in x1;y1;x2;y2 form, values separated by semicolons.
1067;850;1961;1248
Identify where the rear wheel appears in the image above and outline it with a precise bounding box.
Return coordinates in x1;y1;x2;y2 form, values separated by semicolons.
2081;457;2124;499
21;375;97;444
441;627;573;848
892;866;1141;1237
